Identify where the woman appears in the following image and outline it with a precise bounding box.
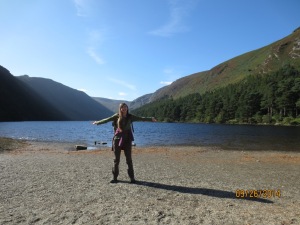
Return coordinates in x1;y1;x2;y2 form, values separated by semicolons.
93;103;156;183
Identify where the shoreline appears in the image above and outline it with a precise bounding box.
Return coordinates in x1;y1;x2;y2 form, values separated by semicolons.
2;137;300;153
1;139;300;224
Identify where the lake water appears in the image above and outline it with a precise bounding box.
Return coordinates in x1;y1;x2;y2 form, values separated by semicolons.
1;121;300;151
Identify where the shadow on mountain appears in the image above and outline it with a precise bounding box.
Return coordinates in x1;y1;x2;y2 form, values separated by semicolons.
18;75;113;120
0;65;68;121
0;64;113;121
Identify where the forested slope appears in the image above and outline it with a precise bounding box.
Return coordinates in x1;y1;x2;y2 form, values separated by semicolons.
133;65;300;125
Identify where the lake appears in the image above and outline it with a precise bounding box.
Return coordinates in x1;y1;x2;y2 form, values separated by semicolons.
1;121;300;151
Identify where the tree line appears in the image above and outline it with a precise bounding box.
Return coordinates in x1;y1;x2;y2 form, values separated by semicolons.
133;65;300;125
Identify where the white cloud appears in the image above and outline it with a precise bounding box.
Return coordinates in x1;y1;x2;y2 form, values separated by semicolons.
73;2;106;64
160;81;173;85
77;88;87;92
149;0;196;37
86;29;107;65
161;67;180;85
109;78;136;91
86;47;105;65
73;0;89;17
118;92;127;96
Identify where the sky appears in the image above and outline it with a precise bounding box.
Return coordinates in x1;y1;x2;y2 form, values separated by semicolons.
0;0;300;101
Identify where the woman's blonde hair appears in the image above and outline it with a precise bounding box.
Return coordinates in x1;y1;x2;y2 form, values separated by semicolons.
118;103;128;130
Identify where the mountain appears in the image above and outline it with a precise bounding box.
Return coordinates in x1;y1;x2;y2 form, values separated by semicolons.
95;28;300;110
2;28;299;122
17;75;113;121
93;97;131;113
0;65;68;121
149;27;300;101
93;93;153;112
129;93;153;109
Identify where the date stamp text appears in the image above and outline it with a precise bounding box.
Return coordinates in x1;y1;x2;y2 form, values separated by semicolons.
235;189;281;198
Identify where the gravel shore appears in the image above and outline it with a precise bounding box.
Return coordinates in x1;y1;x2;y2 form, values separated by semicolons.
1;139;299;225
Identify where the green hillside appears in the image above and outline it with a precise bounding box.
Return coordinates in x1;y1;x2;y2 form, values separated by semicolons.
133;65;300;125
133;28;300;125
150;28;300;101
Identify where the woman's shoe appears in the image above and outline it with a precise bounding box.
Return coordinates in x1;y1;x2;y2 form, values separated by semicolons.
130;179;136;183
110;179;118;183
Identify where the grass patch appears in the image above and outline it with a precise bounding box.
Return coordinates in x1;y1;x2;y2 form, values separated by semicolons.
0;137;27;152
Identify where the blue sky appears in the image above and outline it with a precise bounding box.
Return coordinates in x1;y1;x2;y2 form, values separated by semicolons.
1;0;299;101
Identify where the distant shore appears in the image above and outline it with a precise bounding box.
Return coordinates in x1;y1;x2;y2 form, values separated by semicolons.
1;138;299;224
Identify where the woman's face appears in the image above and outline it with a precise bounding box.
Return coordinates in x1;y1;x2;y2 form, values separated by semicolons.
120;105;128;114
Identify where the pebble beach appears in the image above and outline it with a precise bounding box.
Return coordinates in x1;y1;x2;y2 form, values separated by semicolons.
0;138;299;225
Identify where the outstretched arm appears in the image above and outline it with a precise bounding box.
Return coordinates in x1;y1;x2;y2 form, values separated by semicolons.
93;113;118;125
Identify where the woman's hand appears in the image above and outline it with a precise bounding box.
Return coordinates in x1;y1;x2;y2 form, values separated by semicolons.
92;121;98;125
